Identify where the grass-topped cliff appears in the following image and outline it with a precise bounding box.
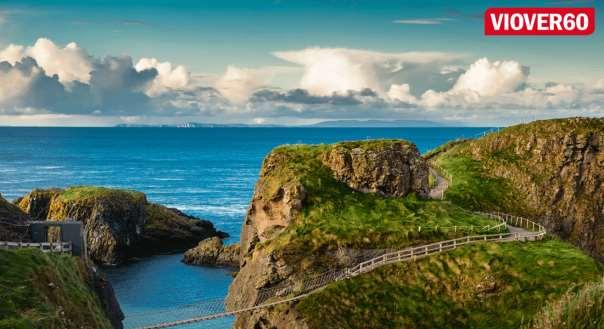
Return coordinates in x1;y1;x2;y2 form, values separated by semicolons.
430;117;604;261
228;140;512;328
228;134;604;329
259;143;501;257
15;186;226;265
0;249;117;329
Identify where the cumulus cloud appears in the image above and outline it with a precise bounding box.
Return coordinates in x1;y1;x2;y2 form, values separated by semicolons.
273;47;460;97
0;38;93;84
451;58;528;97
213;65;299;104
414;58;530;108
0;39;602;126
135;58;190;96
0;38;224;117
387;84;418;104
215;66;270;104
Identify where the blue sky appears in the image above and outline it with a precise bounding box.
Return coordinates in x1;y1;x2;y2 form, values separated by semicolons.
0;0;603;125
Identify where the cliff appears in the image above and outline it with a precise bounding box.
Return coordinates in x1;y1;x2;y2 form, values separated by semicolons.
226;140;509;328
0;248;123;329
16;186;227;265
0;194;31;240
432;117;604;261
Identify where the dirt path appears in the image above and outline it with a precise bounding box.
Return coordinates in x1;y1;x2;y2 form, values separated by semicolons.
429;168;448;199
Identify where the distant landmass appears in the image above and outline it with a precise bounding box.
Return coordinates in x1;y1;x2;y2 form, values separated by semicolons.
307;119;457;127
115;119;458;128
115;122;283;128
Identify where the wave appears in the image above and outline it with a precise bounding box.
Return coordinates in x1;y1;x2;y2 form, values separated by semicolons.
151;177;186;181
35;166;64;170
166;203;248;216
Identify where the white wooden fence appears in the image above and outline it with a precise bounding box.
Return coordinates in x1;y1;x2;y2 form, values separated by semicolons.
0;241;72;253
348;211;545;276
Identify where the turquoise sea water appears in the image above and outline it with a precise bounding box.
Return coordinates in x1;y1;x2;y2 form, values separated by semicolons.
0;127;491;328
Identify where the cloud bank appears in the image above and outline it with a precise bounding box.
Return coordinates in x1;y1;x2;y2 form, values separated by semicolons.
0;38;602;126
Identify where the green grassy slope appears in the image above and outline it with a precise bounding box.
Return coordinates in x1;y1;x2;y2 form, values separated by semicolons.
297;238;603;329
527;278;604;329
431;117;604;216
0;249;114;329
259;143;502;259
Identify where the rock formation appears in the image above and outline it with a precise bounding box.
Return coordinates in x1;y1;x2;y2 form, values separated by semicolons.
322;141;428;197
226;140;429;329
0;194;31;240
16;186;227;265
182;237;240;267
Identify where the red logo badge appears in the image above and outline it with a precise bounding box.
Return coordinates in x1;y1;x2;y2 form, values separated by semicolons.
485;7;595;35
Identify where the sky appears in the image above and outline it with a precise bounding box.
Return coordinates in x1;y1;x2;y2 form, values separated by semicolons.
0;0;603;126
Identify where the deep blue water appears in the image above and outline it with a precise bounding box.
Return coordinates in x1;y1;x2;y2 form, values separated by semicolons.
0;127;491;328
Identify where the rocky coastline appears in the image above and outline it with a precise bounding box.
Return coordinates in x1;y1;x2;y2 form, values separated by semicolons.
182;237;240;267
15;186;228;265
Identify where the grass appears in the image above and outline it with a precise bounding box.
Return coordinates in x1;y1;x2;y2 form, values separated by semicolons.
0;249;113;329
433;153;532;215
258;143;502;262
527;278;604;329
431;117;604;217
297;238;603;329
58;186;146;203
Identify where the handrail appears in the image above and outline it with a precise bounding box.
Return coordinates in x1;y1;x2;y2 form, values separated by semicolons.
347;212;545;276
0;241;72;254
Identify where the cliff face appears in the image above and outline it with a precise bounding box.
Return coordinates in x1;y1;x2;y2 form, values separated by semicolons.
0;194;31;240
436;117;604;261
227;141;429;329
16;186;226;265
322;141;428;198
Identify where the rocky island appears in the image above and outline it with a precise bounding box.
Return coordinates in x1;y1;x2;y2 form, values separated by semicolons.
14;186;227;265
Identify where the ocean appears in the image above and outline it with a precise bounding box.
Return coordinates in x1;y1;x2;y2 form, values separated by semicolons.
0;127;491;328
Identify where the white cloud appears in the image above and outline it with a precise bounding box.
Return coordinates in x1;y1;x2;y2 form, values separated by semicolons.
0;39;601;126
451;58;528;97
387;84;418;104
135;58;190;96
594;79;604;91
214;65;275;104
273;47;459;96
412;58;530;108
0;61;34;105
0;38;93;84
